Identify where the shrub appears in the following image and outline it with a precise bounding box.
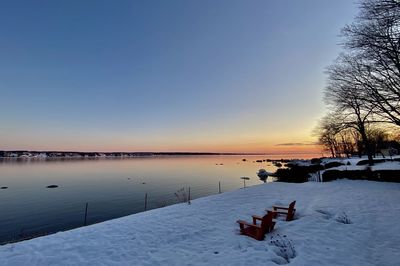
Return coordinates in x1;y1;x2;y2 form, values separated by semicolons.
269;234;296;263
174;187;189;203
321;170;337;182
275;164;324;183
307;164;325;172
275;167;309;183
311;158;322;164
356;159;386;165
322;169;400;182
335;212;352;224
324;161;344;169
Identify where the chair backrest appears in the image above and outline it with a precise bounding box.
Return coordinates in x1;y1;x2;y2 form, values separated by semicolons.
287;201;296;221
288;201;296;212
260;211;274;232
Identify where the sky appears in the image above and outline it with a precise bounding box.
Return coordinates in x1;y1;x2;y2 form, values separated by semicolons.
0;0;359;153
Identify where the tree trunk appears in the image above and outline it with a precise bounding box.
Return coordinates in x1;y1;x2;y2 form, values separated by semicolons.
359;127;374;166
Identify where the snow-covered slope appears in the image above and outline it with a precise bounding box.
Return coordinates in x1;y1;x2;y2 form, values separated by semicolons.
1;180;399;265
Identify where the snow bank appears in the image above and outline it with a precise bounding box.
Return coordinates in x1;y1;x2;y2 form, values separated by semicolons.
319;156;400;172
290;155;400;168
1;180;399;265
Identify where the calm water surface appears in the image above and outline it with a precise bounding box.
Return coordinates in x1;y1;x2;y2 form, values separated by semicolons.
0;154;314;243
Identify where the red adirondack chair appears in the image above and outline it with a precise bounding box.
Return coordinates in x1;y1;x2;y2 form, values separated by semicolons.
269;200;296;221
237;211;276;241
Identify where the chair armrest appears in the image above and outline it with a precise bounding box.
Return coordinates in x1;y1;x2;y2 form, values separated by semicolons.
237;220;261;229
237;219;250;226
252;215;263;224
273;206;289;210
252;215;263;220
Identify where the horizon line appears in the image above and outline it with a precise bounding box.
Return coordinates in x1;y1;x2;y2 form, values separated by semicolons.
0;149;321;155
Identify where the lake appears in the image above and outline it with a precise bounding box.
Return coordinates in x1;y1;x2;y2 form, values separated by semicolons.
0;154;314;244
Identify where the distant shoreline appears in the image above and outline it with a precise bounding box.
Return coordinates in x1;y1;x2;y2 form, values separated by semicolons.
0;150;319;159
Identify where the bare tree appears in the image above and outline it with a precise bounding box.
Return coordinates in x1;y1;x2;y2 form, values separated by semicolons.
315;113;342;157
315;113;361;158
337;129;357;158
325;55;376;165
341;0;400;125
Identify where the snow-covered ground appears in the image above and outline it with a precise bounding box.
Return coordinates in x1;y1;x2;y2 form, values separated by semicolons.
1;180;399;265
320;155;400;166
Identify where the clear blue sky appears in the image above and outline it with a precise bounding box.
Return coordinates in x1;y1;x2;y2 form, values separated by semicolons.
0;0;358;152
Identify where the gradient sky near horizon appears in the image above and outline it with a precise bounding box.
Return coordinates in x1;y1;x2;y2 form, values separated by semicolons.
0;0;358;153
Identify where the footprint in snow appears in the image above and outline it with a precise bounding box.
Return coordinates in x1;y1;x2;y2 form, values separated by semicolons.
315;209;333;219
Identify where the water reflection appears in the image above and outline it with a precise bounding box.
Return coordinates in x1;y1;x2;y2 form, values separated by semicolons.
0;154;315;244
